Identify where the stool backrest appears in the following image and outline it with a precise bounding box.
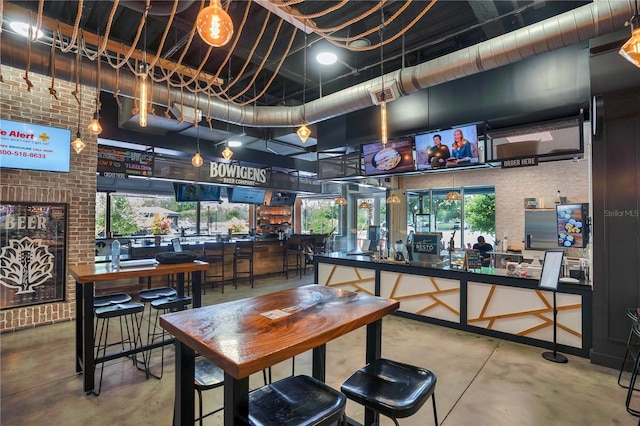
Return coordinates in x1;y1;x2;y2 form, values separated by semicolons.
235;240;254;255
204;241;225;256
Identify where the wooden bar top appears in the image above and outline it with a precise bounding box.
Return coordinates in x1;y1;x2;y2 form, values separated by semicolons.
69;260;209;283
160;284;399;379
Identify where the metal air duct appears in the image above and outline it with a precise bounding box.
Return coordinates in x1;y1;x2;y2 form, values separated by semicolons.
0;1;633;127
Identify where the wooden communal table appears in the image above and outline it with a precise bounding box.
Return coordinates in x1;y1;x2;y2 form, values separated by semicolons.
160;284;399;425
69;260;209;394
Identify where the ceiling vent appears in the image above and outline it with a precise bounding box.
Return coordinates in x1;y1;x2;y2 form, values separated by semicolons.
369;80;400;105
171;103;202;123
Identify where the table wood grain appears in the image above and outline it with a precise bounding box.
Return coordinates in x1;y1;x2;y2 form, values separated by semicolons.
69;260;209;283
160;284;399;379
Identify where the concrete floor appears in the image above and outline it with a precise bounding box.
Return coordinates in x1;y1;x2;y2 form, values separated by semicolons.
1;273;637;426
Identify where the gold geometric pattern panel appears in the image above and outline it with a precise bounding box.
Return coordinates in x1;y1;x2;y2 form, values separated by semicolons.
379;272;460;323
467;281;583;348
317;263;376;295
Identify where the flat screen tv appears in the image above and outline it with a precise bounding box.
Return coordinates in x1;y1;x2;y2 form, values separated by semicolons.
415;124;481;170
268;192;297;206
362;137;415;176
174;183;221;202
228;187;266;204
0;119;71;172
556;203;589;248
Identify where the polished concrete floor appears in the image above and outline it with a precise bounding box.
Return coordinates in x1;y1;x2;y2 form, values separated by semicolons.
1;273;637;426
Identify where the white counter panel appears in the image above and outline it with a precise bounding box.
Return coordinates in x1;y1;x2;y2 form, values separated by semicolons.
468;281;583;348
379;271;461;323
317;263;376;295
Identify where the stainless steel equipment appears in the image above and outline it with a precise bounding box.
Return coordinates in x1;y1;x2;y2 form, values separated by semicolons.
524;209;558;250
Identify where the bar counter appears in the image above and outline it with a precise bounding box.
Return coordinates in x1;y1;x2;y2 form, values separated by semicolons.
315;253;592;357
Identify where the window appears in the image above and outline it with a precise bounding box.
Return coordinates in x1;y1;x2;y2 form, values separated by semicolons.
300;198;339;235
406;186;495;250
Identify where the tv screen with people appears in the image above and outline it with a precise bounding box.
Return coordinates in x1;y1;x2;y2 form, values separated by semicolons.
415;124;481;170
362;137;415;176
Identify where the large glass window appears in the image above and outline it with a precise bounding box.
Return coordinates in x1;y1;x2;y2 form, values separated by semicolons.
406;186;495;250
201;200;249;236
300;198;340;235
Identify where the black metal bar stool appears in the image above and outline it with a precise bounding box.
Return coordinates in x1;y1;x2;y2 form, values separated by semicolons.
625;322;640;417
93;302;145;396
137;287;178;374
93;293;133;356
282;236;303;279
204;241;226;293
233;240;254;289
618;308;640;390
248;375;346;426
145;295;192;379
341;358;438;426
194;356;225;426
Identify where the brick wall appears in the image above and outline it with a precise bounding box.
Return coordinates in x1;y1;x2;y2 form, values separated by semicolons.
0;65;97;331
403;157;590;249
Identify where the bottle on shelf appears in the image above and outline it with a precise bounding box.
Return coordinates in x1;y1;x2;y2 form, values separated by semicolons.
502;233;508;252
111;239;121;270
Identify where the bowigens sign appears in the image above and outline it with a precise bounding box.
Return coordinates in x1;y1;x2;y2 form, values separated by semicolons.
209;162;270;187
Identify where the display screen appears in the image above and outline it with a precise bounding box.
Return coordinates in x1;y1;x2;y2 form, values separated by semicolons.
415;124;480;170
228;187;266;204
362;137;415;176
556;203;588;248
174;184;221;202
268;192;297;206
0;119;71;172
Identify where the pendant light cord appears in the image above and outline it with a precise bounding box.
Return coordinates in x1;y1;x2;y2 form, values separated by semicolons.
379;1;385;102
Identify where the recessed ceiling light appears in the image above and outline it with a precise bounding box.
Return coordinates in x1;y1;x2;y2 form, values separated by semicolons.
316;52;338;65
9;22;44;40
228;140;242;147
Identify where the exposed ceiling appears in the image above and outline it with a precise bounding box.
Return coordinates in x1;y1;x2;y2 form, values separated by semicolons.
1;0;593;163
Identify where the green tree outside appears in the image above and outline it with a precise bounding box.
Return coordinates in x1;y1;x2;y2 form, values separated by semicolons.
110;196;140;235
464;194;496;235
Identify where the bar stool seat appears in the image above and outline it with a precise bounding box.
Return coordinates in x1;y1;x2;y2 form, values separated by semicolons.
94;293;132;307
138;287;177;303
248;375;346;426
94;302;145;396
341;358;438;426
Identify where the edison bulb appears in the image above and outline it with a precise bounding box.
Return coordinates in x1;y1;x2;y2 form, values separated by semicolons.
192;152;203;167
196;0;234;47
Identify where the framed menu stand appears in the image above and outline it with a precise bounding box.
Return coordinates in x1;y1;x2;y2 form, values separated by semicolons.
538;250;568;363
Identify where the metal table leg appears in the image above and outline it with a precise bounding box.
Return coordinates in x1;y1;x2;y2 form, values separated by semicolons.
174;340;195;425
224;374;249;426
82;281;95;393
364;320;382;426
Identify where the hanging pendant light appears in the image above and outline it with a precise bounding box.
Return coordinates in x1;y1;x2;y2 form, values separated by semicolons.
386;194;401;204
335;196;347;206
379;2;388;145
72;50;85;154
297;124;311;144
192;117;203;167
359;201;372;209
222;146;234;161
138;65;149;127
298;31;311;143
620;0;640;68
445;191;462;201
71;131;86;154
196;0;234;47
87;112;102;135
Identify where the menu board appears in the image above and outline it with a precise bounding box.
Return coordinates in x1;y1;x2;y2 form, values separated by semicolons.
464;249;482;270
412;233;441;255
539;250;564;290
97;145;154;178
362;138;415;176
